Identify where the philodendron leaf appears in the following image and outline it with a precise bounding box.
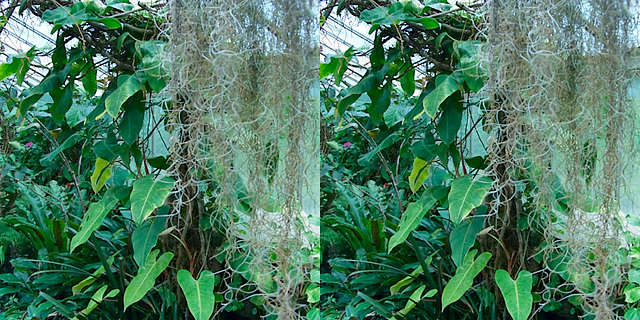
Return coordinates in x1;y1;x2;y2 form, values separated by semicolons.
448;175;493;226
132;214;167;267
450;215;485;267
495;270;533;320
130;175;175;225
105;73;145;118
442;249;492;311
69;188;120;252
123;250;173;310
388;190;438;253
177;270;217;320
390;253;436;295
90;158;112;193
408;157;430;193
72;253;117;294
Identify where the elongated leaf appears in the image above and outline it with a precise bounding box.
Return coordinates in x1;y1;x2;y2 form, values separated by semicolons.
388;190;438;253
0;58;21;82
448;175;493;226
390;285;427;320
367;82;391;125
390;253;435;295
131;175;175;225
124;250;173;310
399;66;415;95
72;253;116;294
39;292;75;318
177;270;217;320
71;285;119;320
408;157;430;193
495;270;533;320
119;91;145;145
69;188;120;252
132;215;167;267
442;250;491;310
358;132;400;165
82;58;97;96
50;81;74;124
422;73;460;119
450;215;484;267
436;93;463;145
105;73;145;118
90;158;112;193
40;133;81;166
357;292;393;319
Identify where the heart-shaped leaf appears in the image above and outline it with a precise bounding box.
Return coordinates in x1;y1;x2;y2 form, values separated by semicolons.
69;188;120;252
388;190;438;253
177;270;218;320
442;250;491;310
495;270;533;320
448;175;493;226
123;250;173;310
130;175;175;225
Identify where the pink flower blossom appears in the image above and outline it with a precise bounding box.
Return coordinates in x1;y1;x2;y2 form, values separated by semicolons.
343;142;351;148
25;142;33;147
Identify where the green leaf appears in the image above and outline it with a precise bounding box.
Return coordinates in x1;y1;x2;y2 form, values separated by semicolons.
40;133;81;166
177;270;217;320
105;73;145;118
130;175;175;225
367;82;391;125
119;91;146;145
0;57;21;82
441;250;492;311
436;93;463;145
124;250;174;310
93;136;125;162
390;285;426;320
19;67;69;116
90;158;112;193
626;286;640;303
448;175;493;226
495;270;533;320
383;102;412;127
41;3;92;26
39;292;75;318
408;157;430;193
399;67;415;95
69;187;120;252
388;190;438;253
356;292;393;319
630;269;640;284
450;215;484;267
132;215;167;267
626;308;640;320
93;17;121;29
66;103;94;127
358;132;400;165
50;81;74;125
422;73;461;119
414;17;440;29
71;285;119;320
82;58;98;96
72;254;116;294
390;253;434;295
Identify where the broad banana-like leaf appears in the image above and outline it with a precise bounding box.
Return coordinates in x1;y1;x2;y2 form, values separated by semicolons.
123;249;173;310
495;270;533;320
177;269;218;320
388;190;437;253
130;175;174;225
448;175;492;226
69;188;120;252
442;249;491;311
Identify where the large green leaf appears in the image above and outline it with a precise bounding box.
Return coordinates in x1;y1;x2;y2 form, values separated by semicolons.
105;73;146;118
69;187;120;252
71;285;119;320
177;270;217;320
448;175;493;226
40;133;81;166
367;82;391;125
123;250;173;310
82;57;98;96
388;190;438;253
358;132;400;165
50;81;74;125
441;250;492;310
390;285;427;320
130;175;175;225
132;214;167;267
436;93;463;145
390;253;435;295
399;66;415;95
449;215;484;267
383;102;412;127
119;91;146;145
422;73;461;119
90;158;112;193
495;270;533;320
72;254;116;294
357;292;394;319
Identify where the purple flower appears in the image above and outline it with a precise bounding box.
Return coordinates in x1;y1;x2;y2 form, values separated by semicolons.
25;142;33;148
343;142;351;148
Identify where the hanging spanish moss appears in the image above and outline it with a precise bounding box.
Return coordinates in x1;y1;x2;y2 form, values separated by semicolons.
163;0;319;318
481;0;639;317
